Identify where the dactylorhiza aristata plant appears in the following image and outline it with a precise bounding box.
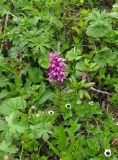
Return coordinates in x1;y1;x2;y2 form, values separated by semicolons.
48;52;66;85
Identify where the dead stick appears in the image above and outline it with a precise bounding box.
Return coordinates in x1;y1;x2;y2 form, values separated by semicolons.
4;14;9;31
89;86;111;96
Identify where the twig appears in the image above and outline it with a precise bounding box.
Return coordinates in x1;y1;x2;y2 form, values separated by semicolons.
4;14;9;31
9;12;18;18
89;86;111;96
4;12;18;32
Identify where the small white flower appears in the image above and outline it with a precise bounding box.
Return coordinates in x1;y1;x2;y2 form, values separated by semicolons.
41;111;44;114
47;110;54;115
65;103;71;109
104;149;111;157
31;106;35;109
35;114;40;118
76;99;82;104
88;101;94;105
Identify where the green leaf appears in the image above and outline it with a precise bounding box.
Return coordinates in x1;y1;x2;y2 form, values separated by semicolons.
86;9;112;38
110;12;118;19
88;0;93;7
83;90;91;99
75;61;86;72
0;120;7;131
38;54;49;68
84;82;95;88
79;90;84;99
30;122;53;140
0;141;18;154
87;23;112;37
55;126;67;152
39;90;52;105
47;141;61;158
0;97;26;115
66;48;82;61
80;0;84;4
0;76;8;88
95;50;117;67
28;66;43;83
5;113;27;134
38;82;46;97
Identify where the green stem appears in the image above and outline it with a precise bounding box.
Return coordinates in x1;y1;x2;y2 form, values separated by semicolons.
58;86;61;112
20;145;23;160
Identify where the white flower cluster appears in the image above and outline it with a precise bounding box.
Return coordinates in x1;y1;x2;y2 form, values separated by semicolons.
35;110;55;118
88;101;94;105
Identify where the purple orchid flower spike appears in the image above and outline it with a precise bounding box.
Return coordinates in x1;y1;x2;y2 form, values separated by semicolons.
48;52;66;85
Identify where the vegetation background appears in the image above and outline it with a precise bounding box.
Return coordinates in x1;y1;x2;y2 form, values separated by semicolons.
0;0;118;159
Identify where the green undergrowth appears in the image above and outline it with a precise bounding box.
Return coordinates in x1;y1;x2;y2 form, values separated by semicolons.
0;0;118;159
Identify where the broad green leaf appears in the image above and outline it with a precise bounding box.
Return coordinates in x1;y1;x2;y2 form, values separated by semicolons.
86;9;112;37
28;67;43;83
39;90;52;105
66;48;82;61
38;54;49;68
0;97;26;115
87;23;112;37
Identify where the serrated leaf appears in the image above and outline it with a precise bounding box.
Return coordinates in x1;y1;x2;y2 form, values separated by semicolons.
0;141;18;154
30;122;53;140
87;23;112;38
56;126;67;152
86;9;112;38
0;76;8;87
83;90;91;99
0;97;26;115
0;120;7;131
5;113;26;134
79;90;84;99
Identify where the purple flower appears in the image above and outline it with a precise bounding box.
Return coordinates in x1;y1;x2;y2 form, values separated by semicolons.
48;52;66;85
